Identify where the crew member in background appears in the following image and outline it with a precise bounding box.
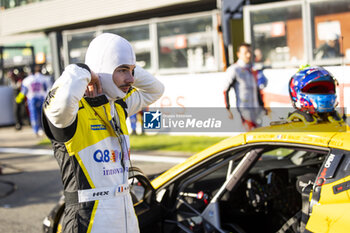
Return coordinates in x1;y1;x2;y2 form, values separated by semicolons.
314;33;341;59
42;33;164;233
224;43;267;131
7;70;25;130
16;65;51;136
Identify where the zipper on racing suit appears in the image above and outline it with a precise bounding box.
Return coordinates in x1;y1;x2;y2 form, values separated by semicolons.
103;104;129;232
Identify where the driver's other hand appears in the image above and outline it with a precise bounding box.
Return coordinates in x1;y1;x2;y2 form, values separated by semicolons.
227;110;234;120
85;70;102;97
265;107;271;116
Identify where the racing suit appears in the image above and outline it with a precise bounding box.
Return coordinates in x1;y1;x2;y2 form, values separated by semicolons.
224;59;265;130
18;72;51;134
42;64;164;233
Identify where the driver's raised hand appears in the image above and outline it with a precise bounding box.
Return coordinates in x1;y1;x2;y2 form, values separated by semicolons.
85;70;102;97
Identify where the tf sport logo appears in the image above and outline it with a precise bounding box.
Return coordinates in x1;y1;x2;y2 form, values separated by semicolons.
143;110;161;129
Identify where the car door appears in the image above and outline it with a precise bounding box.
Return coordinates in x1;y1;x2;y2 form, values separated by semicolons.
305;147;350;233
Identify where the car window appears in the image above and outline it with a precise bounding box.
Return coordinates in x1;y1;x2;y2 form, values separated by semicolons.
181;162;230;203
262;148;295;157
176;148;248;213
219;146;328;233
261;147;327;165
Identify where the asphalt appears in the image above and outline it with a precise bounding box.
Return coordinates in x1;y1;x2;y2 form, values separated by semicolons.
0;125;46;149
0;125;53;194
0;125;61;233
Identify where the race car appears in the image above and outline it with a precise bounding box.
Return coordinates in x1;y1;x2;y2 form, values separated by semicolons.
43;119;350;233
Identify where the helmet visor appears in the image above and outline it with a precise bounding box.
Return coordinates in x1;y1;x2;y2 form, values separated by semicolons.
301;81;335;94
308;93;337;113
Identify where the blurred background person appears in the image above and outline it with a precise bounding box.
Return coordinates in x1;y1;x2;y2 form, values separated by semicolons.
253;48;269;90
254;48;264;64
6;69;28;130
130;110;145;135
224;43;267;131
314;33;341;59
16;65;52;136
130;113;138;135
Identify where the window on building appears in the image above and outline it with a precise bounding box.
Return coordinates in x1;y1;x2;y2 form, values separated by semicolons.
66;31;97;64
157;15;216;72
310;0;350;63
249;4;304;67
0;0;43;9
104;24;151;70
62;12;219;74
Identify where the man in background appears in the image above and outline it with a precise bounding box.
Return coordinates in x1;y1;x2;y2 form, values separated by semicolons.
16;65;51;136
314;33;341;59
7;69;25;130
224;43;266;131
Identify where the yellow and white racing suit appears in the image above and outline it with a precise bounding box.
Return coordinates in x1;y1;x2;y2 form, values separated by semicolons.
42;63;164;233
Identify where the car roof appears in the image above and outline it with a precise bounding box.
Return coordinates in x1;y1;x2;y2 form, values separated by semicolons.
245;121;347;147
151;121;349;189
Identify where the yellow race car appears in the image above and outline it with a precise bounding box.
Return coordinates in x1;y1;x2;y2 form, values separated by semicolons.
44;120;350;233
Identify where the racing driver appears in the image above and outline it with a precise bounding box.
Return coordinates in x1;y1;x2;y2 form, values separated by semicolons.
42;33;164;232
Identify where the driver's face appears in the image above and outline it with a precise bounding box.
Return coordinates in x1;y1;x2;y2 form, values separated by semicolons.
112;64;136;93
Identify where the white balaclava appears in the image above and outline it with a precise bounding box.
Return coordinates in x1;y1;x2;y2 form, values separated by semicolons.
85;33;136;100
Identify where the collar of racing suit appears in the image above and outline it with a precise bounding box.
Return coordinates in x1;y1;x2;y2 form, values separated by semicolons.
84;95;109;107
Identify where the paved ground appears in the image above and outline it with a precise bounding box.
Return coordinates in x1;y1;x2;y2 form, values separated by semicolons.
0;125;61;233
0;125;46;148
